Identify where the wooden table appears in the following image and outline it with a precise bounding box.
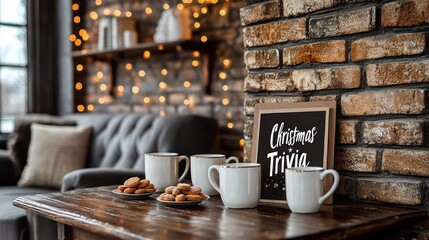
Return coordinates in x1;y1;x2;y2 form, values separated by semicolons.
13;186;426;240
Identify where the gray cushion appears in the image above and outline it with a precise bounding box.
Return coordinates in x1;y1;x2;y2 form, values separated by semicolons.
0;187;54;240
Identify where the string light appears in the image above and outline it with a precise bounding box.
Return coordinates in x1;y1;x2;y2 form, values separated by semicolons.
219;9;226;16
239;139;245;148
161;69;168;75
193;51;200;57
144;97;151;103
82;34;90;41
159;96;166;103
87;104;94;111
125;63;133;70
76;64;83;71
114;10;121;16
69;34;77;42
183;81;191;88
95;0;102;6
193;12;199;18
223;59;231;67
132;86;139;94
73;16;81;23
192;60;199;67
219;72;227;80
96;71;103;79
98;98;105;104
77;105;85;112
143;51;151;59
158;44;164;51
103;8;110;15
125;11;132;17
194;22;200;28
198;0;205;3
222;98;229;105
145;7;152;14
138;70;146;77
90;11;98;20
159;82;167;89
201;7;208;14
211;0;218;4
117;85;124;92
100;84;107;91
200;35;208;42
184;99;190;105
163;3;170;9
159;110;165;116
227;122;234;129
75;39;82;46
75;82;83;90
79;29;87;36
177;4;184;10
222;85;229;91
72;3;79;11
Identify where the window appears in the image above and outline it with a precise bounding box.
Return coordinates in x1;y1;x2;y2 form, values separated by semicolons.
0;0;27;133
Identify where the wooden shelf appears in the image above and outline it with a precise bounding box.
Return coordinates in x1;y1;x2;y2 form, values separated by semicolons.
72;40;212;60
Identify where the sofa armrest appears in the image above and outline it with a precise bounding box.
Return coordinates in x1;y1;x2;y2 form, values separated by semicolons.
0;149;17;185
61;168;145;192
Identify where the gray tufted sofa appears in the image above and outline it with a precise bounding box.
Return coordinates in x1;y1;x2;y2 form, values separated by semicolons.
0;113;219;240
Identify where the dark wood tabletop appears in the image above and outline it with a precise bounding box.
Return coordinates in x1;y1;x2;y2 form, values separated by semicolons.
13;186;426;240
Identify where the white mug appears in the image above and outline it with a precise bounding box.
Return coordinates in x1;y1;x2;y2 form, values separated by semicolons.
208;163;261;208
144;152;190;190
286;167;339;214
191;154;238;195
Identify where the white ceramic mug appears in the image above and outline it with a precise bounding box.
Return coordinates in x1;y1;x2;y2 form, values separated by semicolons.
191;154;238;195
285;167;339;214
208;163;261;208
144;152;190;190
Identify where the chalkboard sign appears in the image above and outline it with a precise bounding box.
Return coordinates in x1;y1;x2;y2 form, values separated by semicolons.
251;101;336;203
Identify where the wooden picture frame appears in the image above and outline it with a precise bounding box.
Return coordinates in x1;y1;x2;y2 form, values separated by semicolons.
251;101;336;203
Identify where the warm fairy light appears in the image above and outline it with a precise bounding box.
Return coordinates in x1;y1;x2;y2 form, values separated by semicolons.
74;39;82;46
145;7;152;14
143;51;151;59
161;69;168;75
193;12;199;18
201;7;207;14
183;81;191;88
143;97;151;103
211;0;218;4
96;71;103;79
82;34;90;41
81;49;87;54
79;29;86;36
177;4;184;10
222;85;229;91
192;60;199;67
75;82;83;90
103;8;110;15
132;86;139;94
72;3;79;11
138;70;146;77
95;0;102;6
163;3;170;10
227;122;234;129
125;11;132;17
219;72;227;79
198;0;205;3
113;10;121;16
117;85;124;92
76;64;83;71
159;82;167;89
222;98;229;105
159;96;166;103
184;99;190;105
77;105;85;112
193;51;200;57
69;34;76;42
223;59;231;67
87;104;94;111
158;44;164;50
159;110;165;116
200;35;208;42
100;84;107;91
125;63;133;70
98;98;105;104
219;9;226;16
90;11;98;20
73;16;81;23
194;22;200;28
239;139;245;148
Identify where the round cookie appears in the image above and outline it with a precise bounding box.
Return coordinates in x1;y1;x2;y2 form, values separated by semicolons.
146;184;155;189
124;177;141;188
177;183;191;191
183;186;201;195
138;179;150;188
124;187;137;194
175;194;186;202
165;186;174;194
135;189;146;194
186;194;202;201
172;187;182;196
159;193;166;200
163;194;175;201
146;188;156;193
117;185;127;191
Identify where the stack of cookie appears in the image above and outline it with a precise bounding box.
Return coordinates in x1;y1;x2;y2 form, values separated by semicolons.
117;177;157;194
159;183;207;202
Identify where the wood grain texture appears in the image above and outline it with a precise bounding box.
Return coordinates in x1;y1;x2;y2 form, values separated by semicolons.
13;186;426;240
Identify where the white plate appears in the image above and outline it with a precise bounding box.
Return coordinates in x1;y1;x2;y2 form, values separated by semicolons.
111;189;157;200
156;195;210;206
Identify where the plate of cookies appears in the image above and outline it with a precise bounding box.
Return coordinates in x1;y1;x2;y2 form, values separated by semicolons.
112;177;157;200
156;183;209;206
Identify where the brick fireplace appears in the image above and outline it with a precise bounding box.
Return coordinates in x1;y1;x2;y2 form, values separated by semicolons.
240;0;429;213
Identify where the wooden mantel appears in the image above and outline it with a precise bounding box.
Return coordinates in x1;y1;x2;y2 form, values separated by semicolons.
14;186;427;240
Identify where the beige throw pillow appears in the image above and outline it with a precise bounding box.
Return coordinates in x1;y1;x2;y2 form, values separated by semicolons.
18;124;92;189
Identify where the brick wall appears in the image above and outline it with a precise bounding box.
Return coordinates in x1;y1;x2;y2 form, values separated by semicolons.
240;0;429;212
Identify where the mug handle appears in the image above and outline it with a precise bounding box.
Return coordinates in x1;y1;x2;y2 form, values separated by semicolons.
225;156;238;164
208;165;221;194
318;169;340;205
178;155;190;182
